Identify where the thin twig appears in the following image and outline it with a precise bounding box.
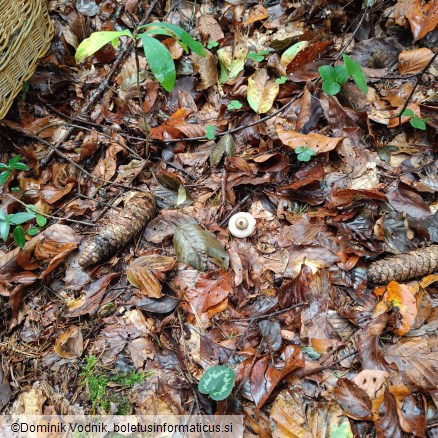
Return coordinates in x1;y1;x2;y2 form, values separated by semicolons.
397;50;438;126
7;194;95;226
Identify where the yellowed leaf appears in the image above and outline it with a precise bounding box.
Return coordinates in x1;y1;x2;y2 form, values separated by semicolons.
276;124;343;154
247;68;279;114
385;281;417;336
399;48;434;74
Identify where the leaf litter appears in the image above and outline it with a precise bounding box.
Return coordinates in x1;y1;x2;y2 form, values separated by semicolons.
0;0;437;434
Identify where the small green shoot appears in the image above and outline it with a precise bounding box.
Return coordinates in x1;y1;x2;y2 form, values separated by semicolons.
318;54;367;96
0;155;29;185
198;365;236;401
247;49;269;62
276;76;288;84
207;40;219;49
205;125;218;140
21;83;30;100
400;109;429;130
295;146;315;162
0;205;47;248
76;23;205;92
227;100;243;110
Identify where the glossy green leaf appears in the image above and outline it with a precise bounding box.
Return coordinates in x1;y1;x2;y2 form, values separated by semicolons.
8;212;36;225
139;34;176;91
343;54;367;94
318;65;335;82
333;65;349;84
75;30;134;63
10;162;29;171
0;171;10;185
401;109;415;117
295;146;316;162
205;125;218;140
173;224;229;270
141;22;205;56
27;226;40;236
0;218;10;242
8;155;21;166
410;117;426;130
13;226;26;248
247;51;265;62
322;80;341;96
0;163;9;169
36;214;47;227
198;366;236;401
227;100;242;110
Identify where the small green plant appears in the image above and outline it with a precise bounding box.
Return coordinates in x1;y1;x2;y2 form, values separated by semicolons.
198;365;236;401
295;146;315;162
205;125;218;140
0;205;47;248
400;109;429;130
227;100;243;110
247;49;269;62
0;155;29;185
318;54;368;96
276;76;288;84
207;40;219;49
80;355;152;414
75;23;205;92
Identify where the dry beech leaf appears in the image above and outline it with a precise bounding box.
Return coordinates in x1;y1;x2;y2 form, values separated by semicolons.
243;4;269;24
192;50;218;91
404;0;438;41
247;68;279;114
54;325;84;359
198;14;224;42
276;124;343;154
399;48;434;74
127;255;175;298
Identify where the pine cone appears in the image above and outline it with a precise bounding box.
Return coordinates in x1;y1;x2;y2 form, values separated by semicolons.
367;245;438;283
78;193;156;268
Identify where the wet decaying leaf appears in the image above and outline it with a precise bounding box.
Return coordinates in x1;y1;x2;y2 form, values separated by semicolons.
334;378;373;420
79;193;156;267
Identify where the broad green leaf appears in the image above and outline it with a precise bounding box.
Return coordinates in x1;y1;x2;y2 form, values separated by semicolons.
27;226;40;236
13;226;26;247
401;108;415;117
343;54;368;94
0;219;10;241
8;212;36;225
410;117;426;130
11;162;29;171
0;210;7;221
198;366;236;401
8;155;21;166
141;22;205;56
333;65;349;84
173;224;229;270
322;80;341;95
318;65;335;82
280;41;308;67
0;171;10;184
139;34;176;91
36;214;47;227
210;134;236;167
205;125;218;140
0;163;9;169
75;30;134;63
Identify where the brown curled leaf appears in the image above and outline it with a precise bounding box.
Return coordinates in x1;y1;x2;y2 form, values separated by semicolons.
78;193;156;268
368;245;438;284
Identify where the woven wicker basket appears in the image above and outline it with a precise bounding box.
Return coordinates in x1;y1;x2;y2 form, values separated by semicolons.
0;0;53;119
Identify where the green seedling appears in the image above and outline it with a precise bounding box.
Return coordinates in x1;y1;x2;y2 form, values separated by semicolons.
205;125;219;140
318;54;368;96
207;40;219;49
0;205;47;248
400;109;429;130
247;49;269;62
295;146;315;162
227;100;243;110
198;365;236;401
275;76;287;84
75;23;205;92
0;155;29;185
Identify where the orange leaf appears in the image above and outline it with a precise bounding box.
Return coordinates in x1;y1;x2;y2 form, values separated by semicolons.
243;5;269;24
385;281;417;336
399;48;434;74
